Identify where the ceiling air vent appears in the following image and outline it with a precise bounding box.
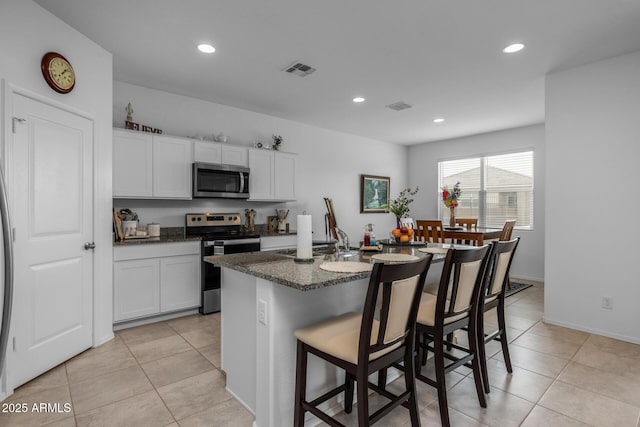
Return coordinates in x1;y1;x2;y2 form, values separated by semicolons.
283;61;316;77
386;101;412;111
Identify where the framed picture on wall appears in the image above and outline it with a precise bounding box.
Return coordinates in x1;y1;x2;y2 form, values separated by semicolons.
360;175;390;213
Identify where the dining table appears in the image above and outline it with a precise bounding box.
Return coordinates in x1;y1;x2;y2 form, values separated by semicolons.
443;226;502;246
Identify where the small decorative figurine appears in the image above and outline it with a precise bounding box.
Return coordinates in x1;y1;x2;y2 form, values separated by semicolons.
126;102;134;122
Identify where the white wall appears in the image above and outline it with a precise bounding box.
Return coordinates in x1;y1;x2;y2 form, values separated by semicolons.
407;125;546;282
545;50;640;343
113;81;409;243
0;0;113;395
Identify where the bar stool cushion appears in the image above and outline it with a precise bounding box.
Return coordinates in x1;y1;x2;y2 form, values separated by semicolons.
295;275;419;364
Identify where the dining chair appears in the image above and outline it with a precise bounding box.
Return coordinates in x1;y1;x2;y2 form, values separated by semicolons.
453;218;479;245
415;220;446;244
455;218;478;231
499;220;516;241
293;256;433;427
399;217;415;230
476;238;520;393
413;246;491;427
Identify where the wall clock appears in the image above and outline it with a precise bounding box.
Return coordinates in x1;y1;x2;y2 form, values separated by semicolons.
41;52;75;94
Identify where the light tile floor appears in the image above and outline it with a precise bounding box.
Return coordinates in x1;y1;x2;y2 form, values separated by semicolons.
2;282;640;426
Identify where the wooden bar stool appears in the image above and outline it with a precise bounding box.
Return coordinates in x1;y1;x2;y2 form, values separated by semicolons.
476;238;520;393
293;256;433;426
414;246;491;427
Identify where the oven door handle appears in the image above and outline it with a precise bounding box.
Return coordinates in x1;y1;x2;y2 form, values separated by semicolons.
203;237;261;248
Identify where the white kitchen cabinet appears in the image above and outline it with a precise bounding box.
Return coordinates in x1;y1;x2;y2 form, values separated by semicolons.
194;141;222;164
248;149;297;201
113;258;160;322
193;141;248;167
248;149;274;200
274;152;297;200
221;145;248;167
113;241;201;324
113;129;193;199
113;130;153;197
152;135;193;199
160;254;200;312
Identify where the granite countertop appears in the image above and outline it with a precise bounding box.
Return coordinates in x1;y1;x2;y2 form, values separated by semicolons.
114;225;298;246
206;245;441;291
114;227;200;246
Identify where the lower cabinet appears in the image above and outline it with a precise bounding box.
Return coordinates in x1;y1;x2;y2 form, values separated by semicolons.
113;242;201;323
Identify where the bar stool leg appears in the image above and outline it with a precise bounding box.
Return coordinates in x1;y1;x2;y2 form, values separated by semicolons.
294;340;308;427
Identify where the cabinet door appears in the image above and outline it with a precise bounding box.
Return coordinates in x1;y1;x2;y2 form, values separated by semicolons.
160;254;201;312
153;135;193;198
248;149;274;200
113;129;153;197
194;141;222;164
274;152;297;200
221;145;248;167
113;259;160;322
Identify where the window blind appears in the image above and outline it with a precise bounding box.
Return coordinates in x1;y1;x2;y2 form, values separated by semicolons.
438;151;533;229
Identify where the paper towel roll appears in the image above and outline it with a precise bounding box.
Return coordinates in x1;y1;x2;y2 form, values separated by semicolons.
296;214;313;259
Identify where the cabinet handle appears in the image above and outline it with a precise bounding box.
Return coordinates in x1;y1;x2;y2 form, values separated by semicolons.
84;242;96;250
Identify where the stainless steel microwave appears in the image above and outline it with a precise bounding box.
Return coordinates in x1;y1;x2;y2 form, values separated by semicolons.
192;162;250;199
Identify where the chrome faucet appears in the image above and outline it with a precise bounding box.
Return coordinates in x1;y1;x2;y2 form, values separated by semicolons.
334;227;350;253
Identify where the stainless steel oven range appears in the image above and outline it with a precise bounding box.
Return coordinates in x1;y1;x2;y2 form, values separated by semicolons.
185;213;261;314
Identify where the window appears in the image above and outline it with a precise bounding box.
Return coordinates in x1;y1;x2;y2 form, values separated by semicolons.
438;150;533;229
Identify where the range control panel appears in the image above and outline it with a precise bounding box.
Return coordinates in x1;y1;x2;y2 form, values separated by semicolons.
185;213;242;228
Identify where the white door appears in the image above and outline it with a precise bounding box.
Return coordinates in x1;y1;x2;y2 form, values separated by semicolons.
10;93;93;388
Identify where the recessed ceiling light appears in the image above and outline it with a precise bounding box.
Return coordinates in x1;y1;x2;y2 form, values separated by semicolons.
433;118;445;123
353;97;365;103
503;43;525;53
197;43;216;54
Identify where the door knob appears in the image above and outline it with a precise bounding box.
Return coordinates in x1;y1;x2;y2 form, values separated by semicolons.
84;242;96;250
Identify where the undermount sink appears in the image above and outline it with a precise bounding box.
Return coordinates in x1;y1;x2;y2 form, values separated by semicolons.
276;246;337;257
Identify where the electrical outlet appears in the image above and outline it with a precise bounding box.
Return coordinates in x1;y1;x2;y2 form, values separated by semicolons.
258;299;268;325
601;297;613;310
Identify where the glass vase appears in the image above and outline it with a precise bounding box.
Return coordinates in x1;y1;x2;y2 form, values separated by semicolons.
449;206;456;228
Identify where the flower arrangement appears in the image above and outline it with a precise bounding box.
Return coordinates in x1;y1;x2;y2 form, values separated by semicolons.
388;186;419;223
441;182;462;208
272;134;283;150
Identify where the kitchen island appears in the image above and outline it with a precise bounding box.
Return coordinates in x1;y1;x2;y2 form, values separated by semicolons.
206;246;438;427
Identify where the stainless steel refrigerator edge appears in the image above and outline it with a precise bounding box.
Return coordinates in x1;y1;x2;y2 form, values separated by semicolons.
0;165;14;380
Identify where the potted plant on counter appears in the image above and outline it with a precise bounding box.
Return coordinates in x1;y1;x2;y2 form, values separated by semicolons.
388;186;418;242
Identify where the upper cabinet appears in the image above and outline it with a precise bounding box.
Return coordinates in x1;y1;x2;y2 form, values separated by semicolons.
248;149;297;201
194;141;248;167
113;129;193;199
152;135;193;198
113;130;153;197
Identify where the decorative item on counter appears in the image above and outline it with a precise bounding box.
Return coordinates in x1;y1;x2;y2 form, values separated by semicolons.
147;223;160;237
267;215;279;233
276;209;289;233
244;209;256;233
272;135;283;151
119;208;140;237
441;181;462;228
361;223;382;251
295;213;314;263
112;210;124;241
388;186;418;242
388;186;419;228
